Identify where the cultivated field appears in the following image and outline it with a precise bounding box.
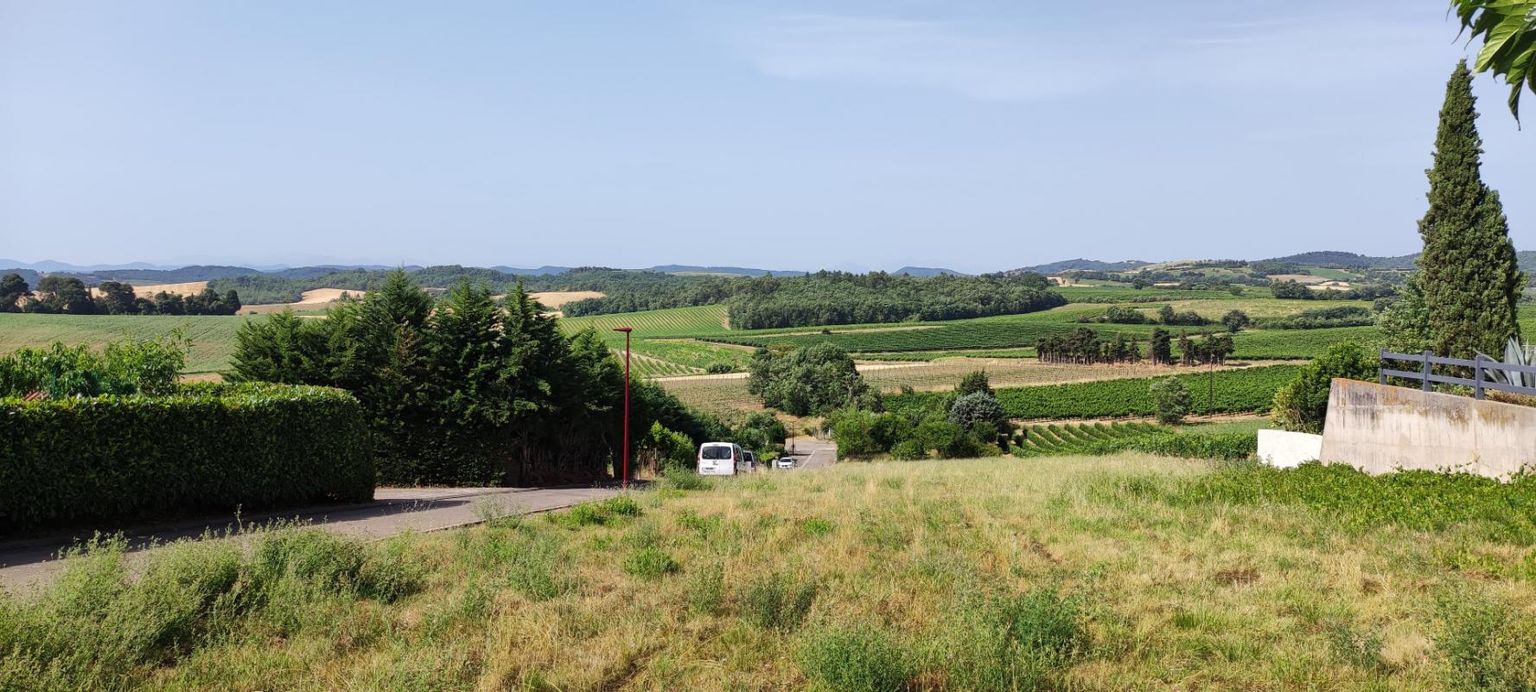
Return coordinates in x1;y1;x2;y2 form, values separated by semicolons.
10;456;1535;689
0;313;248;374
529;290;604;309
243;288;365;314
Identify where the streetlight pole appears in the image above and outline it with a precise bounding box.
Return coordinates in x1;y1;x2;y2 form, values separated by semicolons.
613;327;633;489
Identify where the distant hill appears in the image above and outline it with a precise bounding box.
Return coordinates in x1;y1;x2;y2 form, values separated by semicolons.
646;265;805;277
1000;259;1150;276
0;269;41;286
0;259;169;273
491;266;573;276
892;266;968;277
1259;251;1417;269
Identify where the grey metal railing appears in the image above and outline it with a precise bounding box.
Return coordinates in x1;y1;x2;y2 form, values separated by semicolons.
1379;349;1536;399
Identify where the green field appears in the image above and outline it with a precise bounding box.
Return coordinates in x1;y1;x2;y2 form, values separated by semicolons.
0;313;250;374
9;291;1521;383
888;364;1301;420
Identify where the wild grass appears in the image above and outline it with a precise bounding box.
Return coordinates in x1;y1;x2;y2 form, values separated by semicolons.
4;457;1536;689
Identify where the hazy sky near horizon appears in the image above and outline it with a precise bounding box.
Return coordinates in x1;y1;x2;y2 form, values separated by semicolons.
2;1;1533;273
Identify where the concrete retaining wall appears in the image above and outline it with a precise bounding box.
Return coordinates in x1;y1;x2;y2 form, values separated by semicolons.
1318;379;1536;479
1257;429;1322;469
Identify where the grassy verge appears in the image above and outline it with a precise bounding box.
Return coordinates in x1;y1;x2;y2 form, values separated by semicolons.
5;458;1536;689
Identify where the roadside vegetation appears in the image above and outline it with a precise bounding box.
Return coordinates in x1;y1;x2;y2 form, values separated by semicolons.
6;457;1536;689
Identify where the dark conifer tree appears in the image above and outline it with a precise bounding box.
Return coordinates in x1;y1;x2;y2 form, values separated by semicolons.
1414;60;1523;358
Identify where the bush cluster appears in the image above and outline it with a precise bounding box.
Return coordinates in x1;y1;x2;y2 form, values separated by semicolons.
1271;341;1378;433
829;371;1009;460
0;339;185;399
0;382;373;528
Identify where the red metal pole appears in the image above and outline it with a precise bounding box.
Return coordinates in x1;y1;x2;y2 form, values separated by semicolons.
623;329;630;489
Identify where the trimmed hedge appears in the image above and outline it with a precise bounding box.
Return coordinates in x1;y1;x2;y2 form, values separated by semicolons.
0;383;373;529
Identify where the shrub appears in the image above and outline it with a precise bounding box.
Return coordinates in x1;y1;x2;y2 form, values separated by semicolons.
686;562;725;615
705;362;736;374
1272;341;1378;433
939;589;1088;690
796;622;910;692
0;383;372;529
1082;431;1256;461
550;496;643;528
660;466;711;491
1221;309;1252;333
742;575;817;632
0;338;185;399
889;439;928;460
948;391;1007;434
1149;377;1192;424
956;369;993;396
1437;588;1536;689
623;547;680;580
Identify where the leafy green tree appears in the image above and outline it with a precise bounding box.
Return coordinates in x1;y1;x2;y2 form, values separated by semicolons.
1149;378;1191;425
95;281;138;315
1381;279;1433;353
154;292;186;315
747;344;869;416
35;276;94;314
231;272;633;486
1149;329;1172;365
228;310;333;384
948;391;1008;436
956;369;992;397
1221;309;1251;333
1451;0;1536;120
1414;61;1524;359
1271;341;1379;434
0;273;29;312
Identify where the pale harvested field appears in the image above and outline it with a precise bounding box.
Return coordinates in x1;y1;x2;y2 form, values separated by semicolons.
243;288;365;314
90;281;208;298
529;291;604;309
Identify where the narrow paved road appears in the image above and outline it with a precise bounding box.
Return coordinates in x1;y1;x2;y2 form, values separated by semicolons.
0;485;619;592
783;436;837;469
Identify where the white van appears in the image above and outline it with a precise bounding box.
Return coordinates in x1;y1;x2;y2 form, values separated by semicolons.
697;442;742;476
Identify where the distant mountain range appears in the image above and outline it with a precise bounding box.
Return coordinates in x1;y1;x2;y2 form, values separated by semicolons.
1000;259;1151;276
892;266;968;277
8;250;1536;284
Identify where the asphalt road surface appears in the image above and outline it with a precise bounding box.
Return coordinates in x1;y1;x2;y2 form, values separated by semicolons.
0;485;619;592
783;436;837;469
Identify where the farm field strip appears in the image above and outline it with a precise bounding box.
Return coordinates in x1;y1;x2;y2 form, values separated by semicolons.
886;364;1301;420
0;313;249;374
858;358;1271;394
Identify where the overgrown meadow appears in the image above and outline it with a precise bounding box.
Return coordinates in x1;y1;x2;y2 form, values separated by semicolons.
5;456;1535;690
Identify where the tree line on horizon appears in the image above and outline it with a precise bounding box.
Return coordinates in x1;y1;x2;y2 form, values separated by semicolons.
0;273;242;315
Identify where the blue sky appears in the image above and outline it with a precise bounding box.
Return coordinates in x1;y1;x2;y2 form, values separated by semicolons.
1;1;1531;273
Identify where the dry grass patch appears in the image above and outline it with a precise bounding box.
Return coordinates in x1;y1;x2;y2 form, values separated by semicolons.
6;457;1536;690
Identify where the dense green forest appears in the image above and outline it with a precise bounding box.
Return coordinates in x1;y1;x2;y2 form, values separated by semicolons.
724;272;1065;329
207;266;726;305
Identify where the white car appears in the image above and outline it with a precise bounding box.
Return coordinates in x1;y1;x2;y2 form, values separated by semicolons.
697;442;743;476
775;457;795;470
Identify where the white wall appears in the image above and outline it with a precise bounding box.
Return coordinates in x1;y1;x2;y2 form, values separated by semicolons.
1319;379;1536;480
1257;429;1322;469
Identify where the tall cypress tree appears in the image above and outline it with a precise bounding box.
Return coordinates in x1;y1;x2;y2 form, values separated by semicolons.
1415;60;1523;359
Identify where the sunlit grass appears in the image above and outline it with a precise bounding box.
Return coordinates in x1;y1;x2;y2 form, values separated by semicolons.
5;456;1536;689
